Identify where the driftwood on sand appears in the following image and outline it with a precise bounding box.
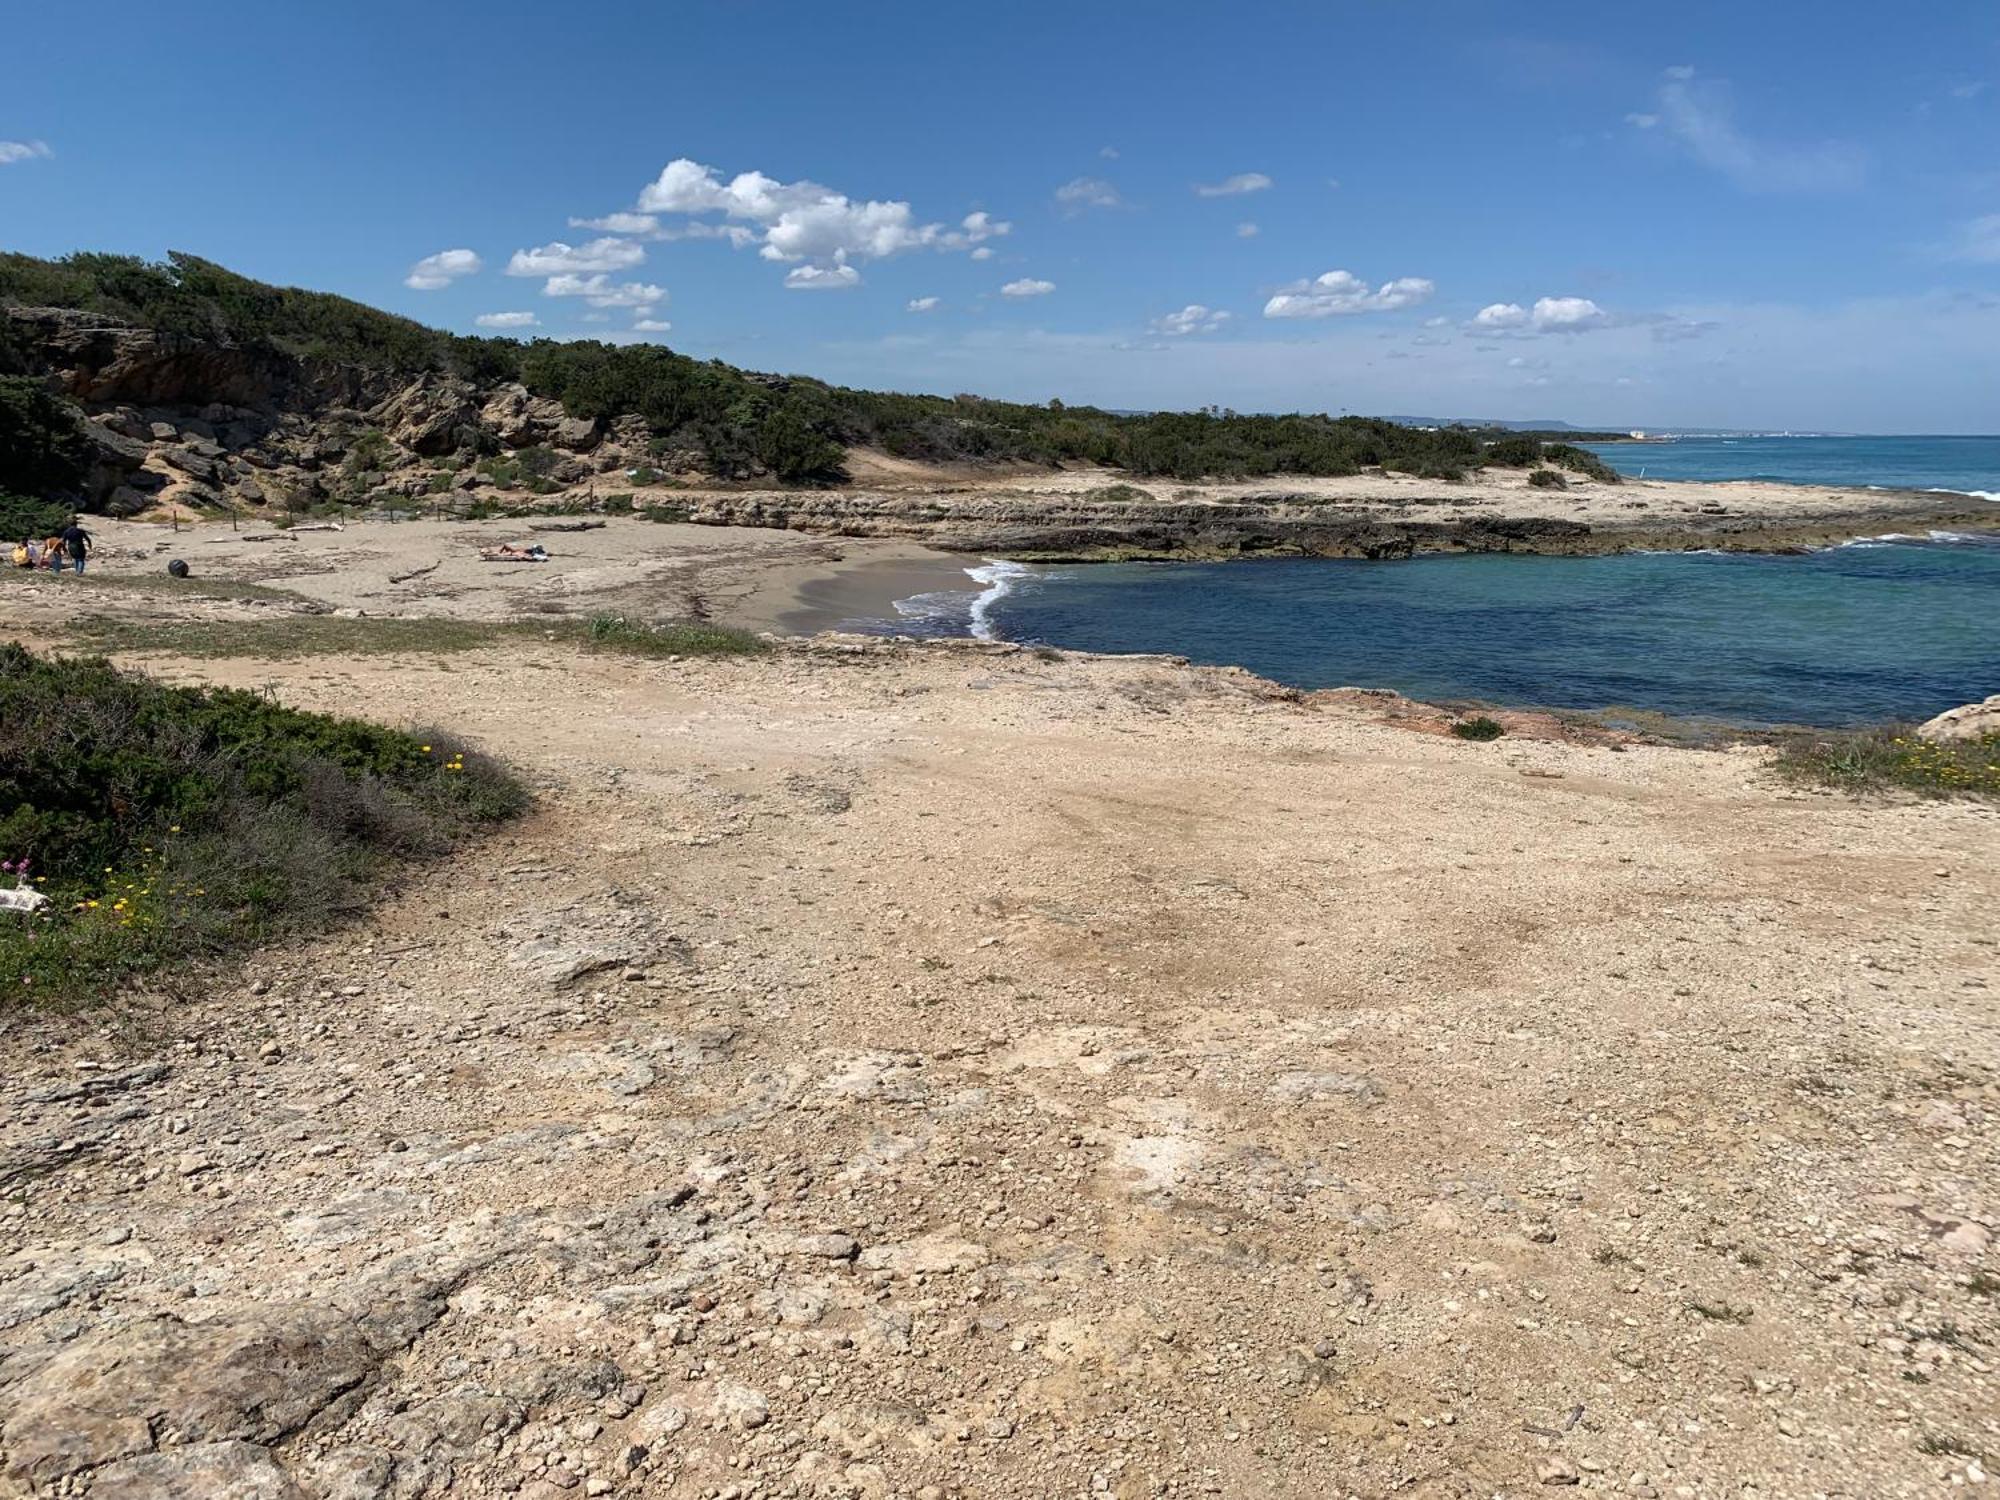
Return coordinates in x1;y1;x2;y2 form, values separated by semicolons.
527;519;606;533
389;561;440;584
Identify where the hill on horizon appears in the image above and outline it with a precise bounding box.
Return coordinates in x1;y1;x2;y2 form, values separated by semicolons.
0;250;1622;515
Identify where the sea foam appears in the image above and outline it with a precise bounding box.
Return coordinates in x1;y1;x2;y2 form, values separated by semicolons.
964;560;1036;641
890;559;1038;641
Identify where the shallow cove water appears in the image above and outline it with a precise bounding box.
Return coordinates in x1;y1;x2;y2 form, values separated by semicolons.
877;535;2000;727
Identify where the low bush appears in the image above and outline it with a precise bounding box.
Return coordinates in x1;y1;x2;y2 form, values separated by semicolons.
579;614;768;657
1451;716;1506;741
1527;468;1567;489
1544;443;1622;483
1770;726;2000;801
0;644;527;1002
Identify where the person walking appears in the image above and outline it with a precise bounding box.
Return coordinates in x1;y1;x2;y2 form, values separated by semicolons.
58;518;92;575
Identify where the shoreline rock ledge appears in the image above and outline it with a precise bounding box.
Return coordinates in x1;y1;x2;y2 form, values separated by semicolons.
1917;693;2000;742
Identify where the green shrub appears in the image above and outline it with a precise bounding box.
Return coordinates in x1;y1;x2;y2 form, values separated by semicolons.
1527;468;1567;489
0;491;74;539
1544;443;1622;483
0;645;526;1003
1451;716;1506;741
1770;727;2000;801
477;455;522;487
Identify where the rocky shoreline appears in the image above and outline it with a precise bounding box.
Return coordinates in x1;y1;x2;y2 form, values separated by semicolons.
671;487;1998;562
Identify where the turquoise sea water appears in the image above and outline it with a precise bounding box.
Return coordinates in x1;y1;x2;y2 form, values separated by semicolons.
882;534;2000;726
1582;434;2000;496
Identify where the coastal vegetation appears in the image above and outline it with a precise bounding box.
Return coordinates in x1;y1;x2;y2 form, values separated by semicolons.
1771;726;2000;801
0;644;527;1002
1;250;1623;489
65;610;769;663
0;373;92;517
1450;716;1507;741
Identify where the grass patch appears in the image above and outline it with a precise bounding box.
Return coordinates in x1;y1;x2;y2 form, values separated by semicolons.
69;614;509;660
1770;726;2000;801
578;613;766;658
1450;716;1506;742
76;573;312;606
67;612;771;663
0;644;526;1004
1084;483;1154;504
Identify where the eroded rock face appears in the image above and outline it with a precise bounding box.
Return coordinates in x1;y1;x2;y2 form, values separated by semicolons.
11;307;298;410
370;374;486;459
1918;693;2000;743
1;1306;380;1485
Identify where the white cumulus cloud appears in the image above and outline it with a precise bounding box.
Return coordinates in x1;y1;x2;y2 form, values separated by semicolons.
0;139;51;166
1235;222;1260;238
541;274;666;309
507;238;647;276
970;246;995;261
1054;176;1123;213
1194;172;1272;197
569;212;660;235
1474;296;1610;333
633;318;673;332
1531;295;1609;330
404;248;482;291
1263;271;1433;319
632;159;1004;284
1153;305;1232;336
1001;278;1056;298
785;263;862;290
907;296;942;313
474;311;539;329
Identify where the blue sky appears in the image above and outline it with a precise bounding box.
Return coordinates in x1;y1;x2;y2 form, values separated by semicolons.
4;0;1998;431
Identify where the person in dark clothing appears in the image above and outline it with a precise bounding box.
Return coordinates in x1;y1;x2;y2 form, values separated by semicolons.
58;519;92;575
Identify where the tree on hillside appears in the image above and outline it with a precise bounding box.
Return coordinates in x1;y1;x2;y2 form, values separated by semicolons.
0;376;92;500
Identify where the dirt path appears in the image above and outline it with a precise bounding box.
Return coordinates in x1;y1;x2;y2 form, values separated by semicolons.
0;636;1995;1499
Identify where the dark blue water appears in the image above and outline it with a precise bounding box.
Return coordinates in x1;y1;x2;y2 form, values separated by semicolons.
886;536;2000;726
1582;435;2000;496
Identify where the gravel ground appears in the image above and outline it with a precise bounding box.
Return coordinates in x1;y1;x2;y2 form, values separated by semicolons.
0;622;1993;1499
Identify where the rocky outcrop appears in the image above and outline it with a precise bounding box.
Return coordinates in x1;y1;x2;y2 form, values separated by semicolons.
4;308;660;517
0;1304;381;1487
1918;693;2000;743
369;373;487;458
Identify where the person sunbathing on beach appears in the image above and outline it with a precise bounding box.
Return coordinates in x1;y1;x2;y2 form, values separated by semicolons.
478;542;549;562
